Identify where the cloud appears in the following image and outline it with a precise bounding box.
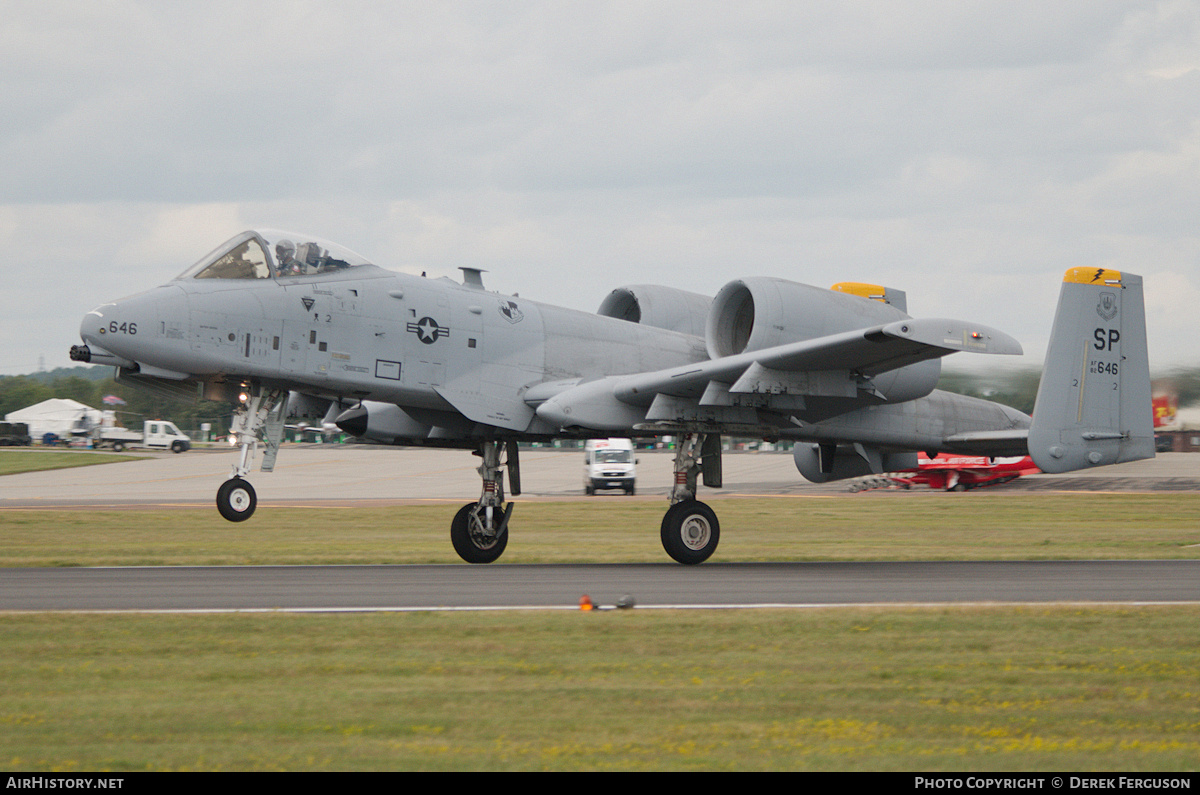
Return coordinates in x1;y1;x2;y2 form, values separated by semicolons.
3;1;1199;376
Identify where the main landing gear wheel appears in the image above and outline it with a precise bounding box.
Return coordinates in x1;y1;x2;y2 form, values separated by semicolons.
451;502;509;564
660;500;720;565
217;477;257;522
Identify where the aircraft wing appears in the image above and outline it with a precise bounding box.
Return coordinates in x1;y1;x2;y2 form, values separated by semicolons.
534;317;1022;431
611;317;1021;404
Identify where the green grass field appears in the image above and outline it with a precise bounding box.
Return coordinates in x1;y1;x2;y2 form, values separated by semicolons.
1;607;1197;771
2;488;1198;770
2;494;1198;566
0;449;139;476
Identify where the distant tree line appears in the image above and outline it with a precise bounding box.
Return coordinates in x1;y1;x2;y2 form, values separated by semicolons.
5;363;1197;438
938;366;1200;417
935;368;1043;415
1150;368;1200;407
0;366;233;437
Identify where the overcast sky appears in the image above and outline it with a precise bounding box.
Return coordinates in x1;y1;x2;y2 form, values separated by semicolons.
3;1;1198;379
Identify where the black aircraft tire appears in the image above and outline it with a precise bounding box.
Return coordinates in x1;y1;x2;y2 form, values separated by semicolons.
660;500;720;565
450;502;509;564
216;478;257;522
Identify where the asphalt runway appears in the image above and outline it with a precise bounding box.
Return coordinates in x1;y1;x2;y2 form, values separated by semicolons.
2;445;1198;508
3;561;1199;612
0;444;840;508
2;447;1197;612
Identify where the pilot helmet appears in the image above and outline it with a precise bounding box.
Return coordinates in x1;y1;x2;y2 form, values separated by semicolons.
275;239;295;259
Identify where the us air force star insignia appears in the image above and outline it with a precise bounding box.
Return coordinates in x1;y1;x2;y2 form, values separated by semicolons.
1097;292;1118;321
406;316;449;344
498;299;524;323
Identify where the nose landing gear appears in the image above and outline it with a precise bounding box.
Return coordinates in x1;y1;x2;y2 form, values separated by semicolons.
215;387;284;523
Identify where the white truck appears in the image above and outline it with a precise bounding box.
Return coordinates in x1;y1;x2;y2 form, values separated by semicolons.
583;438;637;495
91;420;191;453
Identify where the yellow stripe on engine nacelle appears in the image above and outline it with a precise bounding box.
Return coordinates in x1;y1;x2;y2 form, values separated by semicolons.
830;282;887;302
1063;267;1122;286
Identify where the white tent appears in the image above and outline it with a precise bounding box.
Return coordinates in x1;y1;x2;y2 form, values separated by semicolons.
5;398;101;439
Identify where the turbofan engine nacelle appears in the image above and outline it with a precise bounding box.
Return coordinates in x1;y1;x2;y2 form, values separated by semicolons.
793;443;918;483
334;401;431;444
705;277;942;402
705;278;909;359
598;285;712;337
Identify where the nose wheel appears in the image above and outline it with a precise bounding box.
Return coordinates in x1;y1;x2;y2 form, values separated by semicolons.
217;477;257;522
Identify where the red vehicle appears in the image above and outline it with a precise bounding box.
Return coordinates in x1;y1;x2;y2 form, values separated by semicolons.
849;453;1039;492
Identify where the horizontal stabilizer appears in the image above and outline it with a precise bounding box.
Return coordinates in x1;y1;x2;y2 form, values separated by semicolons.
941;429;1032;458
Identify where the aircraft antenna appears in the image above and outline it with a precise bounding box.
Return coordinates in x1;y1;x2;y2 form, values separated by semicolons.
459;267;487;290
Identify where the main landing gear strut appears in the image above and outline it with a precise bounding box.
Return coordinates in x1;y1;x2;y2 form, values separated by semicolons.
216;386;284;523
660;433;721;565
450;440;520;563
447;435;722;565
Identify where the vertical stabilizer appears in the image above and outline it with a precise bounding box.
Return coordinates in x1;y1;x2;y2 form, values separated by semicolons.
1028;268;1154;473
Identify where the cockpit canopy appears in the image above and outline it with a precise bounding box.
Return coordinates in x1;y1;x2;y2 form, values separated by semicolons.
175;229;374;280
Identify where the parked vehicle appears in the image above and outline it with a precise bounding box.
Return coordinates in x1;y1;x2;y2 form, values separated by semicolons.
0;422;31;446
583;438;637;495
91;420;191;453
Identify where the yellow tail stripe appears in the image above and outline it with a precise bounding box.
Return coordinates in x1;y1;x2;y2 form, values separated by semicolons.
1063;267;1122;286
830;282;887;301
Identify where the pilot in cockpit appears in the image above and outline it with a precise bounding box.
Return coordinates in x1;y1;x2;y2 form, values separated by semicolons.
275;240;302;276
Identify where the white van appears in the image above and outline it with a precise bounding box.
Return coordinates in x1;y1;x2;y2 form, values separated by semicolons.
583;438;637;495
91;420;191;453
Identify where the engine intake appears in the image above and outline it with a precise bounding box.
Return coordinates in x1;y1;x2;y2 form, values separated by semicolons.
598;285;711;337
705;278;909;360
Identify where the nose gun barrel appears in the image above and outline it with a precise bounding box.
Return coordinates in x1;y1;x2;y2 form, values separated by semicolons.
68;343;136;369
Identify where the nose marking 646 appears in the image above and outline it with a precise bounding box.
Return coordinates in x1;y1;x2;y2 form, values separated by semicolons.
99;321;137;335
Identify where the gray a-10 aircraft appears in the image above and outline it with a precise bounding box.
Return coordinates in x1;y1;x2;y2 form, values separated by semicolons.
69;229;1154;564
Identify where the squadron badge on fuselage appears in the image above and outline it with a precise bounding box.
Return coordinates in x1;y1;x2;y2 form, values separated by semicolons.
498;299;524;324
